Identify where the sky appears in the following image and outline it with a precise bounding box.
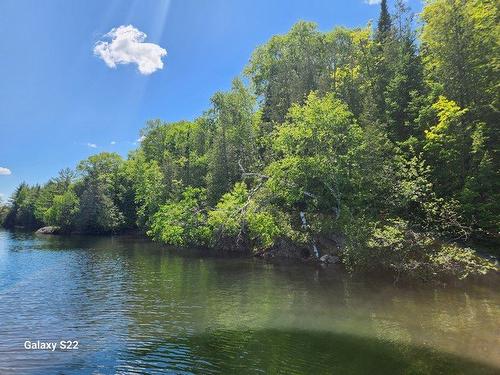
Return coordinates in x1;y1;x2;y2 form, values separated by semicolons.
0;0;423;200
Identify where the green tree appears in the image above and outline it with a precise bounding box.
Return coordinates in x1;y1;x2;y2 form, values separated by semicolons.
75;153;125;233
3;183;42;229
45;189;80;231
266;92;363;227
148;187;210;246
384;0;425;142
326;26;373;119
423;96;470;196
207;182;282;251
421;0;498;110
369;0;395;124
0;196;9;226
246;22;328;123
125;151;167;230
141;119;209;191
33;168;76;224
421;0;499;236
206;78;257;204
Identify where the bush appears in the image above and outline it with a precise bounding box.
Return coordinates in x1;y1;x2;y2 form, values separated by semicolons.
343;216;497;280
207;182;248;242
208;182;283;251
246;210;282;249
344;218;429;275
429;244;497;279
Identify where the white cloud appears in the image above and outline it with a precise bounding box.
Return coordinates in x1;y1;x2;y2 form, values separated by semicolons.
0;167;12;175
364;0;381;4
94;25;167;75
132;135;146;146
86;143;97;149
110;141;116;145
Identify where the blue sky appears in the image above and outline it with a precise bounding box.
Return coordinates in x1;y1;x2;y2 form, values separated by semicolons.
0;0;423;199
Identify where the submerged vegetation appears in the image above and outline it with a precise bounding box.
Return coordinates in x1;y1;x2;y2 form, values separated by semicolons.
1;0;498;279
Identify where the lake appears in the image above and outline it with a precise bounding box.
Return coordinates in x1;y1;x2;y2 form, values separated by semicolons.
0;229;498;374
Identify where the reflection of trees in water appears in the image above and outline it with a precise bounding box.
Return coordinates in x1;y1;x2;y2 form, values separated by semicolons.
115;239;500;370
117;328;499;375
11;232;498;372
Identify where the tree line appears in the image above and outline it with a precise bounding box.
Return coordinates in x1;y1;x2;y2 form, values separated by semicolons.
1;0;498;279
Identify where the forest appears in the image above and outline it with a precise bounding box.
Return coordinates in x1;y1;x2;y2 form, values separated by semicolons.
1;0;498;280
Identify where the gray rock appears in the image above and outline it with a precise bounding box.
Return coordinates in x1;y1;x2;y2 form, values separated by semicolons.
320;254;340;264
36;226;61;235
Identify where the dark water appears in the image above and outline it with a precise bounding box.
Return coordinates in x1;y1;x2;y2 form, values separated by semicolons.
0;229;499;375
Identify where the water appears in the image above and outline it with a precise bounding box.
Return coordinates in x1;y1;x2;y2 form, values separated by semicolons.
0;229;498;375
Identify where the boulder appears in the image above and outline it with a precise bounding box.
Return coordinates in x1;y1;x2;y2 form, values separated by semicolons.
320;254;340;264
35;226;62;235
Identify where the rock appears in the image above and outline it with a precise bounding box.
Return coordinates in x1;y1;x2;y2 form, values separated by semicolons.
35;226;61;235
320;254;340;264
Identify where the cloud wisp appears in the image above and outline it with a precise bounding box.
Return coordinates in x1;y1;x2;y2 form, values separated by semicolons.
364;0;382;4
0;167;12;176
86;143;97;149
133;135;146;145
94;25;167;75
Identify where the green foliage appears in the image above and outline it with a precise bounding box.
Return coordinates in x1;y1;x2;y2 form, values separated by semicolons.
0;197;9;225
44;189;79;230
421;0;498;109
148;187;211;247
344;218;428;275
423;96;470;194
75;153;126;233
461;150;500;234
33;168;76;224
366;219;421;274
246;21;327;123
207;182;282;250
3;1;498;281
344;217;494;280
206;78;257;204
266;92;362;216
125;152;167;230
208;182;248;241
246;210;282;249
419;0;499;235
430;244;497;280
141;119;209;191
376;0;392;42
384;4;424;142
3;183;42;229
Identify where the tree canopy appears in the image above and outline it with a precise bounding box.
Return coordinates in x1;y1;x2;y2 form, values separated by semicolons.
2;0;498;280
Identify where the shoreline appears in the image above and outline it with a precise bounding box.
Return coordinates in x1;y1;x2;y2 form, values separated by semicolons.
5;226;497;285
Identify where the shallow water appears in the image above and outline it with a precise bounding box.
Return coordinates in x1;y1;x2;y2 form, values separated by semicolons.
0;229;498;374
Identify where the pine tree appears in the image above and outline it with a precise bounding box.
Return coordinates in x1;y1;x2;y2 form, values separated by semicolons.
384;0;424;142
376;0;392;42
370;0;394;125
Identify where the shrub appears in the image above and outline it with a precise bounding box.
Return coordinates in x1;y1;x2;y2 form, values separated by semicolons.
208;182;283;250
429;244;497;279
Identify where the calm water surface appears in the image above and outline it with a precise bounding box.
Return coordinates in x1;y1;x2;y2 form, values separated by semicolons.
0;229;499;374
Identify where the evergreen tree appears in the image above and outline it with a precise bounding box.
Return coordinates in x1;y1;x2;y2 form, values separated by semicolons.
384;0;424;142
207;79;256;204
370;0;394;125
376;0;392;42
